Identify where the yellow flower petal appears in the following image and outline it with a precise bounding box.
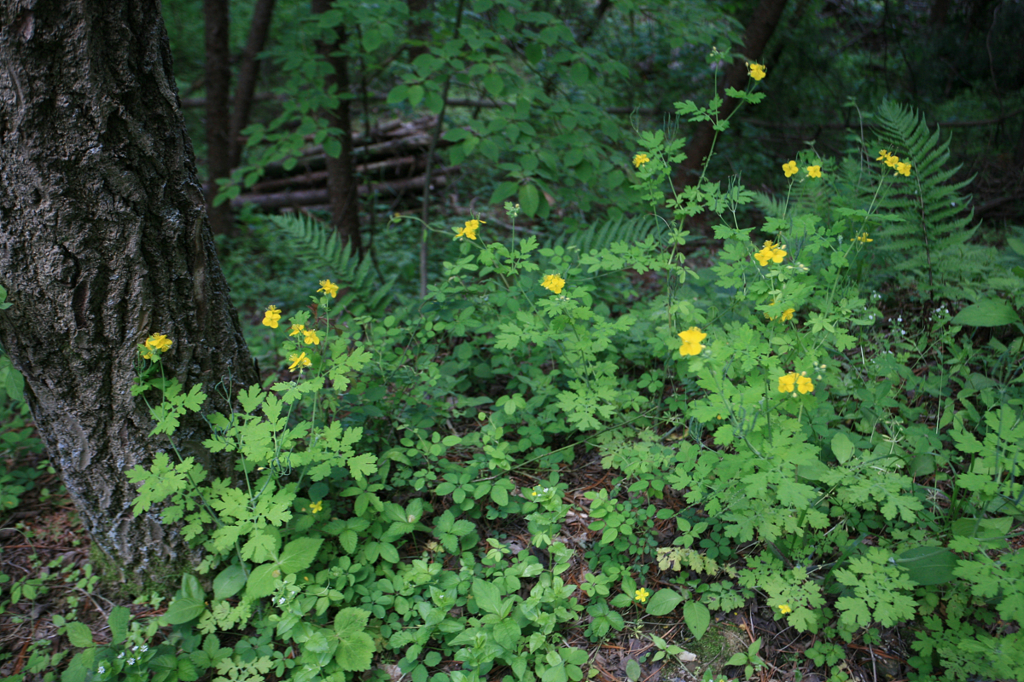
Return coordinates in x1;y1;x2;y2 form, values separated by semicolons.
541;274;566;294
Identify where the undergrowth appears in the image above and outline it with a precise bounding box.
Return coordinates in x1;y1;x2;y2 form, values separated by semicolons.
3;58;1024;682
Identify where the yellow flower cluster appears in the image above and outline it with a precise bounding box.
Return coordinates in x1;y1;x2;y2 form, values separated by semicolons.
289;352;311;371
456;219;483;240
754;240;787;266
678;327;706;356
778;604;792;615
318;279;339;298
765;306;796;322
854;232;873;244
262;305;282;329
877;149;912;176
289;324;320;346
747;62;766;81
541;274;566;294
632;153;650;168
778;372;814;395
142;333;172;360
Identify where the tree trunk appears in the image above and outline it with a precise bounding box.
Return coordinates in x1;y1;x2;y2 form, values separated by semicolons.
229;0;276;169
204;0;234;236
0;0;259;583
673;0;790;189
312;0;362;252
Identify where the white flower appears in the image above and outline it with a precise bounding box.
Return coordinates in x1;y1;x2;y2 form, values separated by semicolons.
132;646;139;652
140;645;148;652
118;653;125;659
128;658;135;666
98;667;106;674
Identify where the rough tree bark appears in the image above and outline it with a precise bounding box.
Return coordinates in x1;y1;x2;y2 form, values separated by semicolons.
312;0;362;252
229;0;276;169
0;0;259;582
673;0;790;189
204;0;233;236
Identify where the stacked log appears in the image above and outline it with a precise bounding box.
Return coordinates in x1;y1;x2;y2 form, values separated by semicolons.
231;116;456;212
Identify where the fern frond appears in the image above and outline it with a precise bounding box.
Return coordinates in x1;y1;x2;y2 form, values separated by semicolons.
551;215;662;253
872;100;976;293
267;212;395;317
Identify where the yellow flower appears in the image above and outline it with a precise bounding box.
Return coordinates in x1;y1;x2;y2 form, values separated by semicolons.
754;240;787;266
142;333;172;360
796;374;814;394
456;219;483;240
289;323;305;337
262;305;282;329
806;165;821;179
632;153;650;168
884;154;899;168
303;329;320;345
781;308;795;321
782;160;799;178
895;161;912;177
747;62;766;81
309;500;323;514
854;232;873;243
778;604;792;615
541;274;566;294
289;352;311;371
778;373;797;393
876;149;889;161
318;280;339;298
635;588;650;603
677;327;706;356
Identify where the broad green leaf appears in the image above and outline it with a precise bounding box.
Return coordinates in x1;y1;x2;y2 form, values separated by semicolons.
407;85;425;107
684;601;710;640
484;73;504;97
831;432;855;464
334;608;375;671
625;658;641;681
65;621;94;648
493;619;521;651
519;183;539;217
472;579;503;615
162;574;207;625
645;589;684;616
108;606;130;645
213;565;248;601
951;299;1021;327
278;537;323;574
894;546;959;586
246;563;281;599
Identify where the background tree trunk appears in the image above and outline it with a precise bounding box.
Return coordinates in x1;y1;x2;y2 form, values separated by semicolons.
229;0;276;169
312;0;362;252
673;0;789;189
0;0;258;583
204;0;234;235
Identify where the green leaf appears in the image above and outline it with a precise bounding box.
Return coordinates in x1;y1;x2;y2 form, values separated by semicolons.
334;608;375;671
108;606;130;645
831;432;855;464
519;183;540;217
645;589;684;616
213;565;248;601
625;658;641;681
724;653;748;666
163;574;207;625
407;85;425;107
472;579;503;615
684;601;710;640
483;73;504;97
951;299;1021;327
278;537;323;574
65;621;94;648
894;546;959;586
348;453;378;481
493;619;521;651
246;563;281;599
